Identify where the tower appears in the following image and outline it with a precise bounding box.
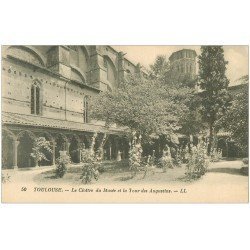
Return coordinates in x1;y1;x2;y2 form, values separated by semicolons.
169;49;197;84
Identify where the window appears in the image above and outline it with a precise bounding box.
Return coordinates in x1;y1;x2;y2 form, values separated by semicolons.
83;96;89;123
31;83;41;115
104;58;107;68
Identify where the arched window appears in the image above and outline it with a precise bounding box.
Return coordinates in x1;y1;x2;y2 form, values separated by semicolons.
31;83;41;115
103;56;117;88
83;96;89;123
79;47;90;75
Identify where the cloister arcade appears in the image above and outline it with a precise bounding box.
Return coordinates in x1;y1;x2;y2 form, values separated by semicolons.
2;127;128;169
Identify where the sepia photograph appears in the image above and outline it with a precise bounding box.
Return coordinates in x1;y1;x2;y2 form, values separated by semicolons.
0;1;250;250
1;45;248;203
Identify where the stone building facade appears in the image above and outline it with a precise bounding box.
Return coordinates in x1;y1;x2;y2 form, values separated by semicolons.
2;45;144;169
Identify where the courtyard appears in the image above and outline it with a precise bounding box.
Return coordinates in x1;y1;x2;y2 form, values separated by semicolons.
2;158;248;203
2;159;248;186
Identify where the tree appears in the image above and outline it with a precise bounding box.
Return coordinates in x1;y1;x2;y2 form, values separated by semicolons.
216;76;248;155
149;55;170;82
90;74;192;145
178;93;206;136
198;46;231;153
149;55;204;138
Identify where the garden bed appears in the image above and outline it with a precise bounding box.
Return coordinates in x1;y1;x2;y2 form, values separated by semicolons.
33;160;188;185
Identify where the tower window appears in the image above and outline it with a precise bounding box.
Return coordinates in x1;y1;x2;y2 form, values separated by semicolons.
31;83;41;115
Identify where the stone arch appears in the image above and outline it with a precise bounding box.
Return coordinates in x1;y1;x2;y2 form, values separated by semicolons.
17;130;36;141
2;129;17;169
6;45;46;67
68;134;81;144
71;66;87;84
103;55;117;89
37;131;54;143
17;130;36;168
2;128;17;141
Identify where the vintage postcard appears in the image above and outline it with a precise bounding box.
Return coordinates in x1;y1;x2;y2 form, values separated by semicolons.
1;45;248;203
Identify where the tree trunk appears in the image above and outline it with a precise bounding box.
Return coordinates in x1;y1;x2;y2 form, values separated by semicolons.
208;122;214;155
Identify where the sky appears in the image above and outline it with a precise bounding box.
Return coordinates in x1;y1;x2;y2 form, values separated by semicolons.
113;46;249;85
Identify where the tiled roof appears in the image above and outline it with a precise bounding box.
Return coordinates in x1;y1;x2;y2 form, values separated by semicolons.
2;112;126;134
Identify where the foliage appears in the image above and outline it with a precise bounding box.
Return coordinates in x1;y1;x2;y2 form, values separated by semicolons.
210;148;222;162
128;132;143;177
149;55;170;81
198;46;231;153
31;137;52;166
55;154;71;178
172;149;183;167
241;158;249;176
141;155;157;179
185;142;209;180
90;74;194;142
242;158;248;165
80;164;100;184
216;78;248;155
180;145;190;164
158;148;174;172
178;94;206;136
80;132;100;183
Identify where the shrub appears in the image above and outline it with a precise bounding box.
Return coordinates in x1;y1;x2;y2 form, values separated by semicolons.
172;149;183;167
210;148;222;162
128;132;143;177
185;142;209;180
159;149;174;172
80;133;101;183
81;164;100;184
55;154;71;178
241;158;249;176
80;148;100;184
31;137;52;166
242;158;248;165
141;155;156;179
180;146;189;163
